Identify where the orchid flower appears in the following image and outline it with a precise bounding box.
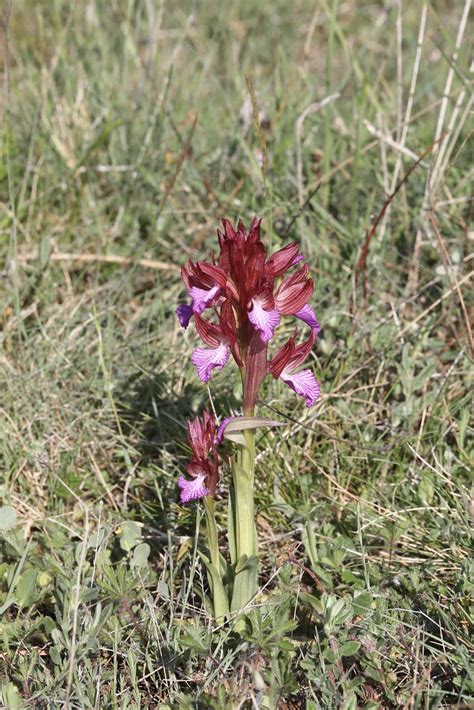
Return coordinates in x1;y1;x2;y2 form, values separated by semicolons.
269;328;320;407
178;410;220;503
175;218;322;626
177;217;320;410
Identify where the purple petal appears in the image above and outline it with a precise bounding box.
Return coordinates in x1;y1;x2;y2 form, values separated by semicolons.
178;474;209;503
176;303;194;329
291;254;305;266
191;342;230;382
248;299;281;342
296;304;320;333
281;368;320;407
216;416;233;444
189;285;220;314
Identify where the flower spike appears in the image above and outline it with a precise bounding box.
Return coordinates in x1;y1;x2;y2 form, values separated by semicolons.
179;410;220;503
177;217;320;409
175;218;323;626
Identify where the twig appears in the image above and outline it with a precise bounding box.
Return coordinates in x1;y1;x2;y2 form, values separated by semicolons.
0;1;12;128
353;137;442;302
395;0;403;143
363;120;428;165
64;507;90;709
286;547;326;594
155;114;197;221
283;181;323;236
377;3;428;245
433;0;472;152
295;94;340;207
429;213;474;356
430;85;473;199
165;108;221;208
377;113;390;196
15;251;179;271
396;270;472;340
245;75;268;178
119;598;148;647
409;0;471;292
303;6;321;58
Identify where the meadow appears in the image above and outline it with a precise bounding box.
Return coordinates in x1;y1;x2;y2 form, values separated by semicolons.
0;1;472;707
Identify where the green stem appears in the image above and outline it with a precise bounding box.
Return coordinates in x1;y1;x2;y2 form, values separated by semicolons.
203;497;229;622
234;428;257;559
231;424;259;628
204;497;220;571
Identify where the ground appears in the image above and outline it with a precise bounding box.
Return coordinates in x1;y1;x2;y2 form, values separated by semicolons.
0;1;472;708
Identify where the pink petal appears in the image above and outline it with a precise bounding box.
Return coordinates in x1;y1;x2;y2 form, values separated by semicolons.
176;303;194;329
248;299;281;342
291;254;305;266
216;416;233;444
295;304;320;333
281;367;320;407
189;285;220;314
191;342;229;382
194;313;223;347
274;267;313;315
178;474;209;503
267;242;300;276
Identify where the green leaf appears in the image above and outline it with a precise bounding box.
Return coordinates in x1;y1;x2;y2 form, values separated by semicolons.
0;506;17;531
223;416;284;442
298;592;323;613
342;694;358;710
132;543;150;567
340;640;361;657
157;580;170;601
179;625;210;653
302;521;318;568
277;639;294;651
309;564;333;588
0;682;24;709
352;592;372;616
418;475;434;504
231;555;259;614
14;569;37;608
334;605;353;626
234;554;249;574
227;482;237;566
341;570;360;585
198;552;229;622
327;597;345;622
413;362;436;391
88;527;105;548
120;521;141;551
49;646;62;666
323;647;337;663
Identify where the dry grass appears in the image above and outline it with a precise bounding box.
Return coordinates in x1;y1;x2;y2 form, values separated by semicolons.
0;1;472;707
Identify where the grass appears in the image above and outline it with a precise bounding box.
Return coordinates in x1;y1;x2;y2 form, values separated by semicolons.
0;0;472;707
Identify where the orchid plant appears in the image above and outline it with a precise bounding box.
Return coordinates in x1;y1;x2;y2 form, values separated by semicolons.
176;218;320;626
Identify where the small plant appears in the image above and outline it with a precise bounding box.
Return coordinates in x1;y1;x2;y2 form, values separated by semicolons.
176;218;320;626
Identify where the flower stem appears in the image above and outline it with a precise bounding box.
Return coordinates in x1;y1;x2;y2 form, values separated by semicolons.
231;424;258;626
203;496;229;622
234;428;257;558
204;497;220;570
